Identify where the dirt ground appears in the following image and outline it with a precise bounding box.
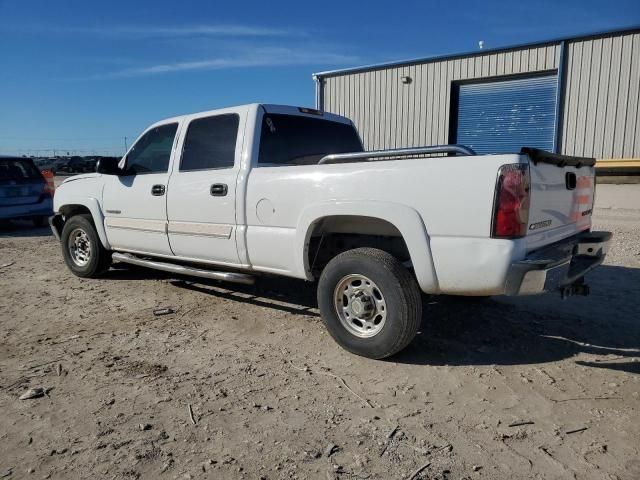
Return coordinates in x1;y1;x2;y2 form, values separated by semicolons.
0;184;639;480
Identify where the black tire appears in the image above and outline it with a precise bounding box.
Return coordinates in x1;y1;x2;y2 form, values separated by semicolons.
317;248;422;359
60;214;112;278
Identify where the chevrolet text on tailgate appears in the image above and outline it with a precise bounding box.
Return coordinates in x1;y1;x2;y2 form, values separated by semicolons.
50;104;612;359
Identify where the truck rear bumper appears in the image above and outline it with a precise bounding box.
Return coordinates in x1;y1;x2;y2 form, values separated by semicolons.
505;231;611;296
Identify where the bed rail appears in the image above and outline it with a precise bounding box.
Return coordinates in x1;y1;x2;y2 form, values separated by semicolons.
318;144;476;165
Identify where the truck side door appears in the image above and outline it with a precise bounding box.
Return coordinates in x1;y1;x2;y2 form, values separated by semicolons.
102;122;179;255
166;109;243;265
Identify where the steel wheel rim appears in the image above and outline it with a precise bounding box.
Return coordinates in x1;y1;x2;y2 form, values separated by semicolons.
67;228;92;267
333;274;387;338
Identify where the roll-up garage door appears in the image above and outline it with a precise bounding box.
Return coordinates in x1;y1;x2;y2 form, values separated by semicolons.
453;75;558;154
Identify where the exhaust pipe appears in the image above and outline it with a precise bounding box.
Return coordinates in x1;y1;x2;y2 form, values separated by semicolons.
560;282;590;299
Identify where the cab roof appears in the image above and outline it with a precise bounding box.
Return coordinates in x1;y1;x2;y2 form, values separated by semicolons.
151;103;352;127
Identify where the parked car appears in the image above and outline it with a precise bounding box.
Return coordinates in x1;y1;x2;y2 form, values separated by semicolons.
34;158;58;175
59;157;89;173
83;158;98;172
0;156;54;226
49;104;611;359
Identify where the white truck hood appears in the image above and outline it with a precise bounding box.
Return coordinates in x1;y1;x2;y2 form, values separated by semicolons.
61;173;101;184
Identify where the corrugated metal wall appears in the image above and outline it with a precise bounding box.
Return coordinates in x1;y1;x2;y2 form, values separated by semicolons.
323;45;559;151
562;32;640;159
320;30;640;159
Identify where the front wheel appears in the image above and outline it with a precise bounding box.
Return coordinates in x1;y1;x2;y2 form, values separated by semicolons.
317;248;422;359
60;214;112;278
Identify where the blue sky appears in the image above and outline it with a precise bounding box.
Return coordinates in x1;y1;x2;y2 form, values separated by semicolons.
1;0;638;156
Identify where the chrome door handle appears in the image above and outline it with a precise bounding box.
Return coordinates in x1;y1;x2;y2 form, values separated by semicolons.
151;184;166;196
210;183;228;196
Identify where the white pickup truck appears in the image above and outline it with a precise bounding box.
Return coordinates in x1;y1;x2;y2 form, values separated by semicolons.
51;104;611;359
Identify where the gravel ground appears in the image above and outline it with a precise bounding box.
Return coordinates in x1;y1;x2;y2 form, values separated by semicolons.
0;183;638;480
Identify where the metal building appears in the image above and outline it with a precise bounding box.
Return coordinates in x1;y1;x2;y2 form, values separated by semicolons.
313;27;640;163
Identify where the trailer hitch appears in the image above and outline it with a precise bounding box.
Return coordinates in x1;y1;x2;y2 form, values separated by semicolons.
560;280;590;299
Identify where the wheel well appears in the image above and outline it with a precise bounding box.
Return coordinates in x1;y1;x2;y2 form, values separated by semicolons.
53;204;93;236
60;204;92;219
306;216;411;277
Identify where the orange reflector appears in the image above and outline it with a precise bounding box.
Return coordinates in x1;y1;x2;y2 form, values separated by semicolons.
576;177;592;189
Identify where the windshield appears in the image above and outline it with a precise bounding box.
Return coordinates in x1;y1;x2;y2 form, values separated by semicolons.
258;114;363;166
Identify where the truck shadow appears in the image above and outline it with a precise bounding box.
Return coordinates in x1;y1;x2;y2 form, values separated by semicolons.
168;276;320;318
109;263;639;374
396;265;640;374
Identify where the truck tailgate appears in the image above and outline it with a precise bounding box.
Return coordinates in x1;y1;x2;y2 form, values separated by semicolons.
523;148;596;251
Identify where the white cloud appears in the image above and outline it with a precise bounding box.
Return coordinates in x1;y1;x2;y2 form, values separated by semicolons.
91;47;359;78
13;24;297;37
100;25;295;37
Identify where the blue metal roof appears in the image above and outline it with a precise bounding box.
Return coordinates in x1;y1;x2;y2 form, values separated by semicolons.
313;25;640;78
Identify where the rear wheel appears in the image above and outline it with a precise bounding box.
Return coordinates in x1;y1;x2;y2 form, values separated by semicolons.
317;248;422;359
61;214;111;277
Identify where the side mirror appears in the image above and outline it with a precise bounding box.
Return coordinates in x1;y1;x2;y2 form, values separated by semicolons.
97;158;122;175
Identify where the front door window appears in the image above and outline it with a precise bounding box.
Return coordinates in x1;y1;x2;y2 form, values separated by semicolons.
125;123;178;175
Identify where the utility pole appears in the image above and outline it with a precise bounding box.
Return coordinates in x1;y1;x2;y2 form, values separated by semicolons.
124;136;128;152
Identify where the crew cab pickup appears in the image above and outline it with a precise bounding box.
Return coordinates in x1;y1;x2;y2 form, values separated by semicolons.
50;104;611;359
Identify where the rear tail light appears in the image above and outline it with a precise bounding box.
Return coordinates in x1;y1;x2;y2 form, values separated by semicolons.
41;169;56;195
491;164;530;238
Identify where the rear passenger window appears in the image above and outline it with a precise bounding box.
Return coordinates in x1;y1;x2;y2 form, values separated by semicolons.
0;159;41;182
258;114;363;166
180;114;239;171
